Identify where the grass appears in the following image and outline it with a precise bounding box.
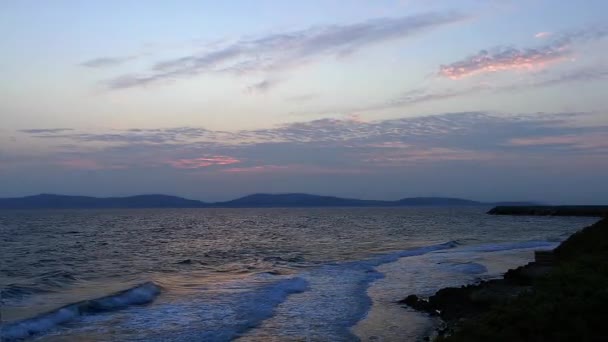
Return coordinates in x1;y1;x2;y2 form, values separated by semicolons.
437;218;608;342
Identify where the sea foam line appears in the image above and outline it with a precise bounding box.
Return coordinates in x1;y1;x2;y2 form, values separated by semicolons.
1;281;161;341
240;241;461;341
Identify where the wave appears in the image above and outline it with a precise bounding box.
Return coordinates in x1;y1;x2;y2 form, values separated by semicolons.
366;240;460;266
194;277;308;341
3;240;533;341
242;241;461;341
1;281;161;341
111;277;309;342
435;240;557;254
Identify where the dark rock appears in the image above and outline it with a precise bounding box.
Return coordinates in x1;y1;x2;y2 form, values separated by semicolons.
405;217;608;341
399;294;435;313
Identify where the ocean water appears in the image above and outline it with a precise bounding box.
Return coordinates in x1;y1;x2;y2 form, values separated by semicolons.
0;207;597;341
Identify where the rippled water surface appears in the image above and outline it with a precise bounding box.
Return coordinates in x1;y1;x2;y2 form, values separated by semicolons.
0;208;597;341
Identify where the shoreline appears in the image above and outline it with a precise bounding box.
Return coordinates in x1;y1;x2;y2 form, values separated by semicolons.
401;208;608;341
488;205;608;217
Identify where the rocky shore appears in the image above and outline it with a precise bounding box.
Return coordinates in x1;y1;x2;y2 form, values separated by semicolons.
402;215;608;341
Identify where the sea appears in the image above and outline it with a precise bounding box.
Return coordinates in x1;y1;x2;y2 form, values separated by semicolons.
0;207;597;341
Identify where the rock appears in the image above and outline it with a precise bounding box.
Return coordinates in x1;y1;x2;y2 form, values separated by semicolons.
399;294;435;313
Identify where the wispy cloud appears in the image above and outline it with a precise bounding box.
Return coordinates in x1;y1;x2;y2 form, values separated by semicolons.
247;78;282;93
19;128;73;134
393;66;608;105
225;164;368;174
167;156;240;169
18;112;608;172
104;12;467;89
314;65;608;112
81;56;135;68
224;165;288;173
19;112;596;148
55;158;128;170
507;132;608;151
439;46;569;79
363;147;494;165
439;27;607;79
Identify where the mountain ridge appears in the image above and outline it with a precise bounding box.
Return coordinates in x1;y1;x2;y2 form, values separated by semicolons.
0;193;538;209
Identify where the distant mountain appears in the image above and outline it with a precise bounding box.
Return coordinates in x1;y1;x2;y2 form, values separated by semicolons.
0;194;207;209
0;193;538;209
214;193;393;208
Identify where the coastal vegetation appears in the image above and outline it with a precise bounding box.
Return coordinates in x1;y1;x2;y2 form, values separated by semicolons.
404;217;608;341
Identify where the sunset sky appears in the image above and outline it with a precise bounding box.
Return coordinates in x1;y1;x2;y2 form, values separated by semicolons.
1;0;607;203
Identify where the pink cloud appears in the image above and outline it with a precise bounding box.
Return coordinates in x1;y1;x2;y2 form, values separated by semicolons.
168;156;240;169
534;32;552;39
439;46;569;79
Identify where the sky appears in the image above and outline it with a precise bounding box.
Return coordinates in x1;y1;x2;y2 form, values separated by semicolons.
1;0;607;204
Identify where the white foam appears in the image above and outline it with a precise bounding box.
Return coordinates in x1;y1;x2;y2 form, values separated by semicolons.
52;277;310;342
0;282;161;341
241;242;459;341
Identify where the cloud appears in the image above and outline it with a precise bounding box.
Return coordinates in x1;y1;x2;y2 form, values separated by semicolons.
24;127;230;144
363;147;494;165
223;165;288;173
534;32;552;39
167;156;240;169
247;78;282;93
524;67;608;88
105;11;467;89
439;46;569;79
19;128;73;134
7;110;608;205
392;66;608;105
439;27;607;79
18;112;607;162
81;56;135;68
316;66;608;112
224;164;368;174
507;132;608;151
55;159;129;170
18;112;593;148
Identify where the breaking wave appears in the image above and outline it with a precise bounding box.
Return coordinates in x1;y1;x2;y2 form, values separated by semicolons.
1;281;161;341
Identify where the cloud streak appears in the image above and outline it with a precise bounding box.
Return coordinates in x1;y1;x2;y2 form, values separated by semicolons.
167;156;240;169
105;12;467;89
313;65;608;113
439;27;607;79
247;78;282;93
19;128;73;134
534;32;552;39
439;46;569;79
81;56;135;68
18;112;608;166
